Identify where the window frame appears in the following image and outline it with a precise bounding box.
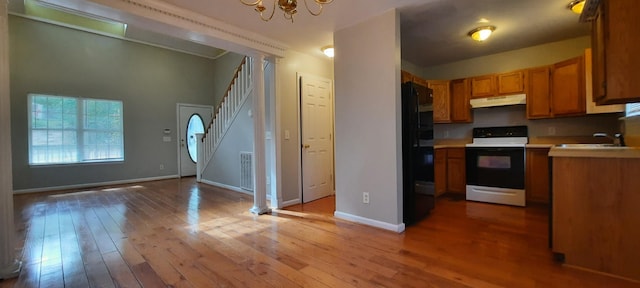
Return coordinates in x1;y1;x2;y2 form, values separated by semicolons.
28;93;125;166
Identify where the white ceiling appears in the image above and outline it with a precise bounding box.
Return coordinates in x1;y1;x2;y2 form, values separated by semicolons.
154;0;590;66
13;0;590;66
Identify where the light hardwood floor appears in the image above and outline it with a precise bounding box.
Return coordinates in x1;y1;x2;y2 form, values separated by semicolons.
1;178;638;287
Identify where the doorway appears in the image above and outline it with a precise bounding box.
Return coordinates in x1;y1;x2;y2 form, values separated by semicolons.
299;74;334;203
177;104;213;177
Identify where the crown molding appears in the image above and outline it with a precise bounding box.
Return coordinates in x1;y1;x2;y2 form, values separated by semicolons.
36;0;288;57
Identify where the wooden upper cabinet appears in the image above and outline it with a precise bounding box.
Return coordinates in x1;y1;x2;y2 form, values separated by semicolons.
589;0;640;104
497;71;526;95
470;75;496;98
527;66;552;119
401;70;413;83
450;79;472;123
429;80;451;123
551;56;586;116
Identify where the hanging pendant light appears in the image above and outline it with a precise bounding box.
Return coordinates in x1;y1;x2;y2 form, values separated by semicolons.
240;0;334;22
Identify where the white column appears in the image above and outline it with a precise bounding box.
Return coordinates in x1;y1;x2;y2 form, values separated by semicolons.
0;1;21;280
250;55;270;215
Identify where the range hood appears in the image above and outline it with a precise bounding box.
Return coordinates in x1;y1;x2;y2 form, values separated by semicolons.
470;94;526;108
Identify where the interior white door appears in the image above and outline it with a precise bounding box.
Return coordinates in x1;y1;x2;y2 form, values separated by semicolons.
178;104;213;177
300;75;334;203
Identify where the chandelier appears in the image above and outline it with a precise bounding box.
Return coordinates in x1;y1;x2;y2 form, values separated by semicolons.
240;0;334;22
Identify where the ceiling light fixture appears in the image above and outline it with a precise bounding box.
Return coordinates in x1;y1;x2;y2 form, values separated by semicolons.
240;0;334;22
568;0;586;14
467;26;496;42
321;46;334;58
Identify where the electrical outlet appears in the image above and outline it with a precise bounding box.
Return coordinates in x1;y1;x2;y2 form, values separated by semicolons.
444;130;450;138
363;192;370;204
548;126;556;136
159;164;164;170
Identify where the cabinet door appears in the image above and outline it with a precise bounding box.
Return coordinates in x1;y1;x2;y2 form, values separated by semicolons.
585;48;625;114
470;75;496;98
446;148;466;194
551;56;586;116
430;80;451;123
525;148;550;204
435;149;447;197
597;0;640;104
591;4;606;102
413;77;430;105
527;66;552;119
401;70;413;84
497;71;525;95
450;79;472;123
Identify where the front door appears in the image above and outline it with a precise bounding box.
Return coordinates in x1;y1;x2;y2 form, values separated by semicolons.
178;104;213;177
300;74;334;203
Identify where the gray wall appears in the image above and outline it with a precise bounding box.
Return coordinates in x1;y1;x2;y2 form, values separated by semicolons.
419;36;592;80
277;50;334;204
211;52;245;107
201;95;254;188
403;36;621;140
334;9;403;228
9;16;217;191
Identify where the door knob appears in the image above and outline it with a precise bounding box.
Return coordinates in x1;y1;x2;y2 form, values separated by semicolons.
303;144;310;149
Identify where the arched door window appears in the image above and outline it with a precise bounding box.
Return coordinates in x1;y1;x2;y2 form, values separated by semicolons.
186;114;205;163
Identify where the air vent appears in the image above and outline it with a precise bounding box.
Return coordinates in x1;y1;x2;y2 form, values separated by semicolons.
240;152;254;191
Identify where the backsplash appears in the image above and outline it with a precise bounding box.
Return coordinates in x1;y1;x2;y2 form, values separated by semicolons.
434;105;622;140
622;116;640;146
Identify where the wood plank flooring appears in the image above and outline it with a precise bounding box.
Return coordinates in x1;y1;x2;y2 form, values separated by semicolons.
1;178;638;287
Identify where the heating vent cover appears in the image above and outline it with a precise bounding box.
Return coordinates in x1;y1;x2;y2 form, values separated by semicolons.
240;152;254;191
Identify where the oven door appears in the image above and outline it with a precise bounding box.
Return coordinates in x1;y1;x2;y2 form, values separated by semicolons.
465;147;525;189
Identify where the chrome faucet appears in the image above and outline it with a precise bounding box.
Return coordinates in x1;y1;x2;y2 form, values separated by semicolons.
593;133;626;146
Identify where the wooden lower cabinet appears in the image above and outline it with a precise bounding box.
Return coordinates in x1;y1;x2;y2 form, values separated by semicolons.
525;148;550;204
434;149;447;197
552;156;640;281
435;147;466;196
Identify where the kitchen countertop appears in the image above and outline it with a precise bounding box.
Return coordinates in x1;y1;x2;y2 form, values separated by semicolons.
549;146;640;158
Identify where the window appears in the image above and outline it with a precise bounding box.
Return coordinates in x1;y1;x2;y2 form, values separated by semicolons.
29;94;124;165
186;114;205;163
626;103;640;118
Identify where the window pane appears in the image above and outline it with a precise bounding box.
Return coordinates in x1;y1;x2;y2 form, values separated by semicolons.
29;94;123;165
186;114;205;163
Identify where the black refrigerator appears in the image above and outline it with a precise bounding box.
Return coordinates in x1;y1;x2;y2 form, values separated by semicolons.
401;82;435;225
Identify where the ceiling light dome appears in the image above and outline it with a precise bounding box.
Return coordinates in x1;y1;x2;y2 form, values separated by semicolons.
468;26;496;42
568;0;586;14
321;45;334;58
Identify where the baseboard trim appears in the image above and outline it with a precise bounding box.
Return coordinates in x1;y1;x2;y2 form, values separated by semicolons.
334;211;406;233
199;179;253;196
13;175;179;194
281;198;301;208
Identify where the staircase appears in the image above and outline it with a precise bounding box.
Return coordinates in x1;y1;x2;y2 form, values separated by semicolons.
197;57;253;179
